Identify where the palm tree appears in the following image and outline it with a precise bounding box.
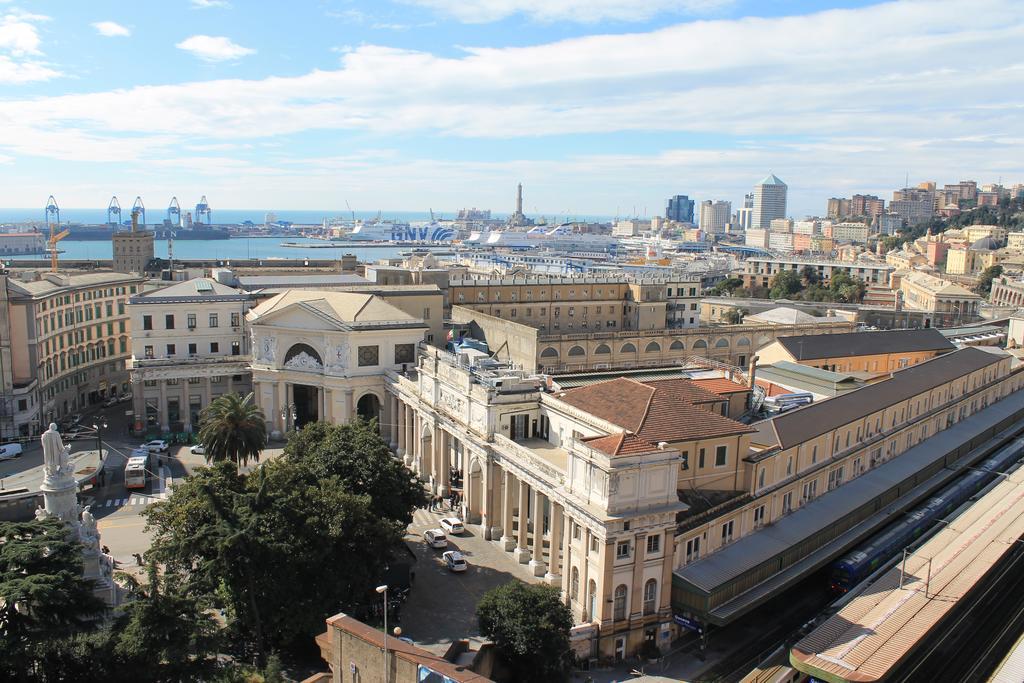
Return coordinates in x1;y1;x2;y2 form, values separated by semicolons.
197;392;267;468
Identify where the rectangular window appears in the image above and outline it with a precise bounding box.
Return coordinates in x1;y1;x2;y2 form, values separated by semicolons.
358;345;379;366
144;345;154;359
394;343;415;364
685;537;700;564
209;313;219;328
715;445;727;467
646;534;660;555
143;315;152;330
698;448;705;468
721;520;734;544
616;541;631;559
782;491;793;514
802;479;818;501
188;343;197;355
231;341;240;356
680;450;689;470
187;313;197;329
231;312;241;327
210;342;219;353
166;344;175;356
165;314;174;329
753;505;765;528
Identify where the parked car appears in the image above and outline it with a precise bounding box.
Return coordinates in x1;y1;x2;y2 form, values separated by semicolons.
103;397;119;408
119;392;132;402
424;529;448;549
0;443;24;460
63;429;89;442
442;551;468;572
439;517;464;535
190;444;207;455
143;440;170;453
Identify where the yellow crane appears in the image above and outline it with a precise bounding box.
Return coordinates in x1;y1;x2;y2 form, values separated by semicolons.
48;225;69;272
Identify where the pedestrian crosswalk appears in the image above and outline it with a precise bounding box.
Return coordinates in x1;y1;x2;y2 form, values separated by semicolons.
100;493;169;508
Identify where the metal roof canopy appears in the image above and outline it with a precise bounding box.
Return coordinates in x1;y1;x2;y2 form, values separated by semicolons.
672;389;1024;624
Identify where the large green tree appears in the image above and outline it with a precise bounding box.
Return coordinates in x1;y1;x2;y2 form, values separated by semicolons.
769;270;803;299
0;518;106;680
976;264;1004;296
145;420;418;662
198;392;267;468
477;581;574;683
283;420;427;524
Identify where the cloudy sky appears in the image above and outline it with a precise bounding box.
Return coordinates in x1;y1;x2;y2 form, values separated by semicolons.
0;0;1021;218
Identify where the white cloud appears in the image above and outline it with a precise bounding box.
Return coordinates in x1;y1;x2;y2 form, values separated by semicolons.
92;21;131;37
175;34;253;61
404;0;732;23
0;0;1022;212
0;9;59;83
190;0;230;8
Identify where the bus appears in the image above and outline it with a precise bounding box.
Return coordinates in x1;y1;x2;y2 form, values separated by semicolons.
124;448;151;490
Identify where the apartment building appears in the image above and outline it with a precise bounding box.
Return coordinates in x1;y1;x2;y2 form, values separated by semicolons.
699;200;731;234
830;222;871;243
672;347;1021;626
739;257;893;289
448;276;702;334
0;269;144;439
127;278;256;433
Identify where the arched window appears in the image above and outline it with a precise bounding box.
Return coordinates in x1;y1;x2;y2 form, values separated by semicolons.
620;343;637;353
568;345;586;357
645;341;661;353
594;344;611;355
693;339;708;349
643;579;657;615
571;567;580;600
588;579;598;620
669;340;684;350
613;584;628;621
736;337;751;347
715;338;730;348
540;347;559;358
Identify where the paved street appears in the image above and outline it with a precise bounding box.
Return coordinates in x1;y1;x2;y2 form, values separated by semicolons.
400;506;546;655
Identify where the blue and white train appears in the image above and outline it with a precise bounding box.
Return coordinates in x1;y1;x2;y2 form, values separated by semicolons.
830;437;1024;592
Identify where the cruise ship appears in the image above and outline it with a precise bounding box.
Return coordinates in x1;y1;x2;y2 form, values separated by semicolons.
343;221;457;243
464;224;618;252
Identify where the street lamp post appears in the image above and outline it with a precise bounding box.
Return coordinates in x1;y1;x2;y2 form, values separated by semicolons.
376;584;389;683
92;418;108;484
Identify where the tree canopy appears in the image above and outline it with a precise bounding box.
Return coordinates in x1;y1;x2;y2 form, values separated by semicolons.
144;419;419;663
976;264;1004;297
0;518;106;680
198;392;267;468
477;581;574;683
769;270;803;299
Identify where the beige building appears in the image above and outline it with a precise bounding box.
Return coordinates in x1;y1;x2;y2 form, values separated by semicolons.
896;270;981;325
830;222;871;243
739;257;893;290
0;232;46;256
111;214;155;275
248;290;428;437
0;269;143;438
449;275;703;333
127;278;255;433
450;306;854;373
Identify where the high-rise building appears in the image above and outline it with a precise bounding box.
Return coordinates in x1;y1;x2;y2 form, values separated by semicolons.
698;200;731;234
666;195;695;223
743;193;754;209
851;194;885;220
827;198;852;219
734;207;753;231
752;173;788;229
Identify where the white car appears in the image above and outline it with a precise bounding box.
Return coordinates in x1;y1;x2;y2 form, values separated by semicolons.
0;443;23;460
119;392;132;402
143;440;169;453
424;529;448;549
190;444;207;455
439;517;464;535
103;397;118;408
442;551;468;572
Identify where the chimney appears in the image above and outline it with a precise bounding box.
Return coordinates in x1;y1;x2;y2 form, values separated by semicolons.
747;354;759;390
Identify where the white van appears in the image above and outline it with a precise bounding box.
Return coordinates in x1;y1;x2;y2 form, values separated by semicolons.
0;443;24;460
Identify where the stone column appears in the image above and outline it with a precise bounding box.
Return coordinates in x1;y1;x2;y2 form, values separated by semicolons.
396;402;406;456
560;511;573;602
500;468;515;551
203;376;212;410
180;381;190;433
529;488;548;576
388;395;399;449
514;478;532;564
158;379;168;431
227;374;234;395
581;528;591;622
545;501;564;584
481;460;494;540
343;388;354;424
132;379;144;433
411;412;421;472
324;388;333;423
276;381;287;434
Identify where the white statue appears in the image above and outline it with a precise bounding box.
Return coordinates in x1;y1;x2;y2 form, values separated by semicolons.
41;423;72;480
34;505;49;521
261;336;276;363
79;505;100;552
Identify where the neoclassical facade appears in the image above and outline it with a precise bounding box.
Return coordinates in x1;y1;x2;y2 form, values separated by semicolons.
247;290;427;436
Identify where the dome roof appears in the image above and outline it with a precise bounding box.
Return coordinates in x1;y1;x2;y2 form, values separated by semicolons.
971;236;999;250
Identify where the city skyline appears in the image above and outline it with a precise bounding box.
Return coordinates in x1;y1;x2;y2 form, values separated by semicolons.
0;0;1021;216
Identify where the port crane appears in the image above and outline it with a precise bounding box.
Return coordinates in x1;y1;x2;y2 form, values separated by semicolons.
45;195;68;272
167;197;181;226
194;195;211;224
131;196;146;226
107;196;121;226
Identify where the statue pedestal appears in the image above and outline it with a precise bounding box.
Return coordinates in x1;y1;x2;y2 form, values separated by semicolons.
81;546;117;606
40;475;79;525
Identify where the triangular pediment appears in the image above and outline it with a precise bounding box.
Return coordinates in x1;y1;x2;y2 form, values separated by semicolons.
251;300;350;331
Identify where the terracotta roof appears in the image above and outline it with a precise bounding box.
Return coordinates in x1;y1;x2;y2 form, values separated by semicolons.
558;377;753;451
690;377;751;395
582;432;659;456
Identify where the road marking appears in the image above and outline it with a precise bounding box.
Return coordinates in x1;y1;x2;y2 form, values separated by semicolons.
97;518;148;530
